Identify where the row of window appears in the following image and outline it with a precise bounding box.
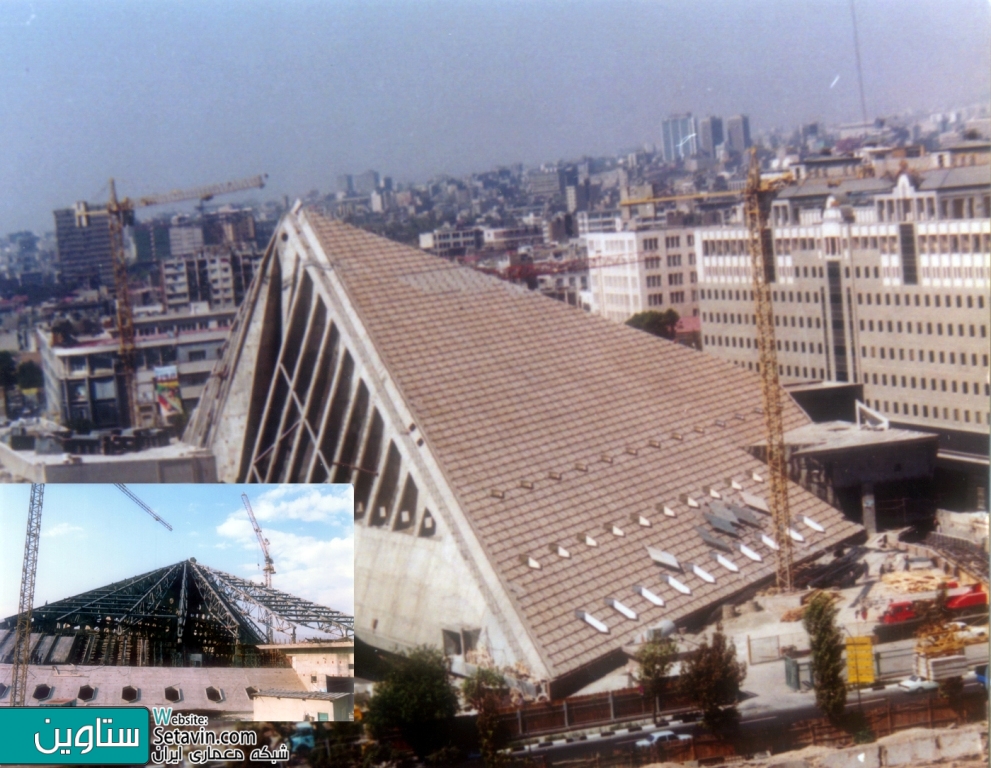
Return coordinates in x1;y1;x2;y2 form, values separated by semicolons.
862;347;989;367
704;311;823;330
869;399;988;426
860;319;987;338
865;371;989;397
859;291;985;310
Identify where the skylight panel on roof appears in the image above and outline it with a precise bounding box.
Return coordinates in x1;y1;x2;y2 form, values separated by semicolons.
520;555;541;569
633;514;651;527
760;533;780;551
751;471;764;483
583;534;598;547
725;504;762;527
575;462;588;472
655;503;677;518
730;479;744;490
788;528;805;543
708;502;740;525
691;564;716;583
802;516;825;532
647;546;681;571
667;575;691;594
709;488;722;499
575;610;609;633
606;598;637;620
696;526;733;552
712;552;740;572
634;585;664;606
741;491;770;513
609;525;625;537
738;543;763;561
548;470;563;481
553;545;571;558
703;513;740;538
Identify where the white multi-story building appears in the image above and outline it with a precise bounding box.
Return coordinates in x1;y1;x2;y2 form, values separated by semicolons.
584;228;699;323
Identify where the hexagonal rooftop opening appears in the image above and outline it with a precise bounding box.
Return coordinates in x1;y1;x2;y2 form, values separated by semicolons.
121;686;139;703
77;685;96;702
205;686;223;703
33;684;53;701
164;686;181;703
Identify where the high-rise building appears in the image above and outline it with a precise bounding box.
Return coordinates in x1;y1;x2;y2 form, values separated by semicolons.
336;174;354;195
699;116;724;158
354;170;380;195
661;113;698;163
53;207;114;289
726;114;752;154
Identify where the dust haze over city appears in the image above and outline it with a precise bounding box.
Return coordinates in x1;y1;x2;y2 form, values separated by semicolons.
1;0;990;762
0;0;988;231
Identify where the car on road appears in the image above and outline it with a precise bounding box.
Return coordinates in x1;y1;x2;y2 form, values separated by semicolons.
634;730;692;749
897;675;939;694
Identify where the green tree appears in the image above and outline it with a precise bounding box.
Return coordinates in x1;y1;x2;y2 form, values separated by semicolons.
635;637;678;723
803;593;847;722
678;630;746;731
462;667;509;767
16;360;43;390
365;646;458;759
0;351;16;389
625;309;680;340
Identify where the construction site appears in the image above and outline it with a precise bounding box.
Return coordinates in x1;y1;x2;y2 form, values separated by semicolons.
0;484;355;721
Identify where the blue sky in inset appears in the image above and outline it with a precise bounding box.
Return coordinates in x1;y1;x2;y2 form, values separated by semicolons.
0;484;354;619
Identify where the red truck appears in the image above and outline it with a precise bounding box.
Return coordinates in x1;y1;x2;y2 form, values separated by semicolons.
945;584;988;611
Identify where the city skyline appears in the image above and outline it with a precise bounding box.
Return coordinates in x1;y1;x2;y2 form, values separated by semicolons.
1;0;988;233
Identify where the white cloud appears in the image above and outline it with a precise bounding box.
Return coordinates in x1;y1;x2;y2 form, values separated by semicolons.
250;486;353;523
41;523;84;538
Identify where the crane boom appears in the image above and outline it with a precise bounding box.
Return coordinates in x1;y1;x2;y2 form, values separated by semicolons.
743;148;794;591
10;484;44;707
136;174;267;208
113;483;174;531
241;493;275;588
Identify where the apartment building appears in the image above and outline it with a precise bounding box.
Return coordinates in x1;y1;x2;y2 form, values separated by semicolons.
697;168;990;440
584;228;699;323
160;247;263;312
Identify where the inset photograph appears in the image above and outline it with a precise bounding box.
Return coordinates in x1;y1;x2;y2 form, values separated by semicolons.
0;483;354;725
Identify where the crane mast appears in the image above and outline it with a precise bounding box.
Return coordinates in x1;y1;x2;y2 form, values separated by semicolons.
10;484;44;707
9;485;172;706
743;148;793;591
241;493;275;588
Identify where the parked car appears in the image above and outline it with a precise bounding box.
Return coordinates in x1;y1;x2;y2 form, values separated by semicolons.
898;675;939;694
634;730;692;749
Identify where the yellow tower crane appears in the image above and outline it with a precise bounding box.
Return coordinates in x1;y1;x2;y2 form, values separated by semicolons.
74;174;267;427
620;150;795;590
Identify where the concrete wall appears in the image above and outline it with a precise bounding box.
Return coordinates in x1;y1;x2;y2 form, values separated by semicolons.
252;695;352;722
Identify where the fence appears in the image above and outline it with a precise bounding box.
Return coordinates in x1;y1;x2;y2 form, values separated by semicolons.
533;693;986;765
495;687;694;740
746;631;809;664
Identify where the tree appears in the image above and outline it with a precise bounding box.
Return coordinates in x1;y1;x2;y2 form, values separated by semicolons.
462;668;509;767
17;360;43;390
803;593;847;722
0;351;16;389
626;309;680;340
635;638;678;723
365;646;459;759
678;629;746;731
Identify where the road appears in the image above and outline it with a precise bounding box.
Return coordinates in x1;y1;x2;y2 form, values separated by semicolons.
510;678;985;763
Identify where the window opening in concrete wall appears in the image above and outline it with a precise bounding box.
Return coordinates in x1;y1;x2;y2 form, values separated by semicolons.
354;410;384;511
443;629;463;656
418;509;436;537
332;381;370;483
121;686;139;703
164;686;181;702
205;687;223;703
304;322;339;440
369;441;402;527
393;475;419;532
293;296;327;403
316;351;355;477
280;270;314;379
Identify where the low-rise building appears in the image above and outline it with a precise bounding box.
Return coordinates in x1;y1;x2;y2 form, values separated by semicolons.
38;306;235;429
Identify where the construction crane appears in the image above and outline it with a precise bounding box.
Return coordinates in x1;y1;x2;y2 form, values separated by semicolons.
617;152;796;591
8;484;172;706
241;493;275;642
75;173;267;427
241;493;275;589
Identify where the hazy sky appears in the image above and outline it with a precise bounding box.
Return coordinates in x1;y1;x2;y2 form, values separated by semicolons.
1;0;988;232
0;484;354;620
